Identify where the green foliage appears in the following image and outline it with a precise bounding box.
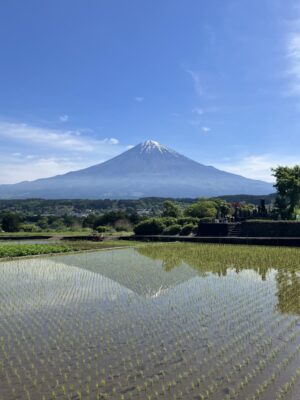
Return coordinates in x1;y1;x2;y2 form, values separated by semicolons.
36;217;49;230
162;224;181;235
198;217;213;223
0;240;138;258
114;218;132;232
49;219;66;231
93;210;127;227
96;225;111;233
19;223;40;232
214;199;232;217
161;200;181;218
134;218;165;235
179;223;196;236
184;199;217;219
82;213;98;228
177;217;199;226
159;217;178;226
0;244;71;258
272;165;300;218
1;212;21;232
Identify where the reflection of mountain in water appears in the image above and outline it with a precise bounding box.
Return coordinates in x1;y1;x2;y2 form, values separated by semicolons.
51;248;200;297
136;244;300;316
52;244;300;315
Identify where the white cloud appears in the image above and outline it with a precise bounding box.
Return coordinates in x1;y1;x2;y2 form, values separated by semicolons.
214;154;299;182
0;120;131;184
0;157;90;184
108;138;119;145
59;114;69;122
201;126;211;132
0;121;121;153
134;96;144;102
186;69;203;96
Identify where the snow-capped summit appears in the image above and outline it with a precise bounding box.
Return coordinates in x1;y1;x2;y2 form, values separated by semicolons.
139;140;166;153
138;140;179;157
0;140;273;199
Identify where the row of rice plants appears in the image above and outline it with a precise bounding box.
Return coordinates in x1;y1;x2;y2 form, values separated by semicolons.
0;245;299;399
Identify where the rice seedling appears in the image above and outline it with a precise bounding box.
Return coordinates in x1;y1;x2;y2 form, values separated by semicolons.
0;243;299;399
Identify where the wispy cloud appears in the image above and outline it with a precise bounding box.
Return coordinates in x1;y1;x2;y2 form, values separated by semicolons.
0;121;120;152
109;138;119;144
0;120;131;183
201;126;211;133
186;69;203;96
214;154;299;182
59;114;69;122
0;156;90;184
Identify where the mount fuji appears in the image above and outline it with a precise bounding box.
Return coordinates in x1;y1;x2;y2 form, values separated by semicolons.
0;140;273;199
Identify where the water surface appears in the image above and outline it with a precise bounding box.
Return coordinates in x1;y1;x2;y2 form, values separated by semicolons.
0;243;299;399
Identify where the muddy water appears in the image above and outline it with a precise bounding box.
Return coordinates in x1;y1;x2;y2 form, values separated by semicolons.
0;245;299;399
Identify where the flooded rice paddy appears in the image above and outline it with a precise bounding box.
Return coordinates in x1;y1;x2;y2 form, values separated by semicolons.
0;243;300;400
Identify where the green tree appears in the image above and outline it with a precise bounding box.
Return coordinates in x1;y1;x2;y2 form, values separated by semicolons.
215;200;232;218
37;217;49;230
162;200;181;218
272;165;300;219
134;218;165;235
184;199;217;219
1;213;21;232
19;223;40;232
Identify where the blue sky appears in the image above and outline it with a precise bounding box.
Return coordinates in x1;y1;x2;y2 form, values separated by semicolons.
0;0;299;184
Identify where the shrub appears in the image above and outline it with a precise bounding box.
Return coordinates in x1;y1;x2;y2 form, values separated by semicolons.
19;223;40;232
96;225;111;233
134;218;165;235
160;217;178;226
177;217;199;226
162;200;182;218
115;226;131;232
184;199;217;219
199;217;213;223
1;213;21;232
179;223;196;236
114;218;132;231
162;224;181;235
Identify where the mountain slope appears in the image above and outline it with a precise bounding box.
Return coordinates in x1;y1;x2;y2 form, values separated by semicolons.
0;140;274;199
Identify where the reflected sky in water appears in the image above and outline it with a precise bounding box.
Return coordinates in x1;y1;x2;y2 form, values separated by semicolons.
0;244;300;399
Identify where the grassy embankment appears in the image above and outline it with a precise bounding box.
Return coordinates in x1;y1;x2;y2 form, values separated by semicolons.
0;230;133;237
0;240;138;259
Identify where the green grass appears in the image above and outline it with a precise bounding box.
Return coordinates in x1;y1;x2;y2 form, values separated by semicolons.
0;229;133;237
0;230;92;237
0;240;138;259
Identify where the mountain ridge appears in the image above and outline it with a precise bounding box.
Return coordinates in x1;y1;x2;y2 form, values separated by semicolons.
0;140;274;199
